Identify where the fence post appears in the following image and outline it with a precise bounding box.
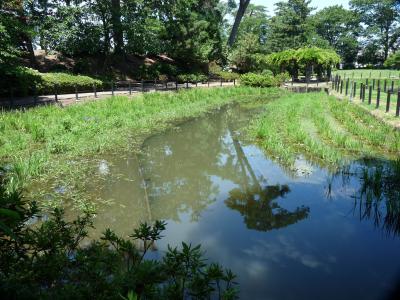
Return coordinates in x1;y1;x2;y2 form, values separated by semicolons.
234;79;236;86
208;78;210;87
391;81;394;93
363;84;366;102
111;82;114;96
175;81;178;90
386;91;391;112
75;84;78;102
340;80;343;93
384;79;387;92
368;86;372;105
165;81;168;90
128;82;132;95
186;80;189;89
396;91;400;117
376;88;381;108
33;86;38;105
353;82;357;99
220;78;223;87
359;83;363;100
373;79;375;90
154;79;157;91
9;88;14;108
366;78;368;87
54;84;58;102
377;79;380;90
141;80;144;92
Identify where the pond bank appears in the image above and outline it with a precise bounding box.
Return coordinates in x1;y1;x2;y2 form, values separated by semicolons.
0;87;284;211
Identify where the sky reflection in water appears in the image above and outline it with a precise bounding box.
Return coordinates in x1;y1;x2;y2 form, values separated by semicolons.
91;103;400;300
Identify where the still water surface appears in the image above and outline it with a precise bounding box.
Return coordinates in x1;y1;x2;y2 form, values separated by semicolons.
89;101;400;300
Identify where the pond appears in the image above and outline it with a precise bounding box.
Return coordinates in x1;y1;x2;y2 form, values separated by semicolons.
87;100;400;300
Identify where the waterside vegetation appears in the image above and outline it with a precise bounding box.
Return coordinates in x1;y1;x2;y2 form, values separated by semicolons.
250;92;400;169
0;87;284;211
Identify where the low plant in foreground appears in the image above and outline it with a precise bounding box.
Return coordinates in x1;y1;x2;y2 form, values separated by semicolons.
0;170;238;299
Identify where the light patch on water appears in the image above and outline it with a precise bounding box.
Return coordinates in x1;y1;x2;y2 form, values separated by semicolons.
164;145;173;156
293;158;315;177
98;160;110;175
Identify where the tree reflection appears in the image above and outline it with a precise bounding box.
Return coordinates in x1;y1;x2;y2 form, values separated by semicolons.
225;184;310;231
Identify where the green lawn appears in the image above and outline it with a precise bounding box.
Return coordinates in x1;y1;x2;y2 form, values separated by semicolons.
333;69;400;80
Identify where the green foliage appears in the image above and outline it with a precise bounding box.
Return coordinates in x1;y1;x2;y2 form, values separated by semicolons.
312;5;360;67
265;0;315;52
266;47;340;79
0;87;280;212
0;171;238;299
384;51;400;68
250;92;400;167
240;73;287;87
216;71;240;81
350;0;400;61
0;67;103;97
39;72;103;94
177;73;208;83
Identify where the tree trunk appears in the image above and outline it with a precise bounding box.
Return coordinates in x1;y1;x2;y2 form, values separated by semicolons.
384;24;390;60
227;0;250;47
111;0;124;54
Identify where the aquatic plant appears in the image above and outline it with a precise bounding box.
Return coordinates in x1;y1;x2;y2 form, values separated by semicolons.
0;87;284;210
250;92;400;169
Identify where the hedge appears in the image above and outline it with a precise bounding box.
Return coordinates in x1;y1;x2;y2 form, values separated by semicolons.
0;67;103;97
240;72;289;87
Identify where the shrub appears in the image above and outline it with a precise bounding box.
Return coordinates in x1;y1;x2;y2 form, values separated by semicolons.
384;51;400;69
216;71;240;81
39;72;103;94
177;73;208;83
240;72;287;87
0;169;238;300
0;67;103;97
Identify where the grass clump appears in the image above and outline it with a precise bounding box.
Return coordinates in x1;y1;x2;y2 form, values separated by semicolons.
250;92;400;168
0;86;283;210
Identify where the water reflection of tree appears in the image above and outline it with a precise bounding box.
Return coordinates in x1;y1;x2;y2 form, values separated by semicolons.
352;159;400;236
140;103;310;232
225;184;310;231
140;105;257;222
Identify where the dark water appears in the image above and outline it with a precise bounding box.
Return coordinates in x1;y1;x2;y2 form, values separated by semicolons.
90;102;400;300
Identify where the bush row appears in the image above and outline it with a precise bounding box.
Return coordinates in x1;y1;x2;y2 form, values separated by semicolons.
239;72;290;87
1;67;103;97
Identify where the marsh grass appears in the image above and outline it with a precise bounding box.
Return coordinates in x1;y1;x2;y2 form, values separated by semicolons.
250;92;400;169
0;87;283;211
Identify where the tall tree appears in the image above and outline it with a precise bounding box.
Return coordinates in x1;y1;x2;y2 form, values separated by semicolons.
350;0;400;61
227;0;250;47
265;0;314;52
111;0;124;54
312;5;360;67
